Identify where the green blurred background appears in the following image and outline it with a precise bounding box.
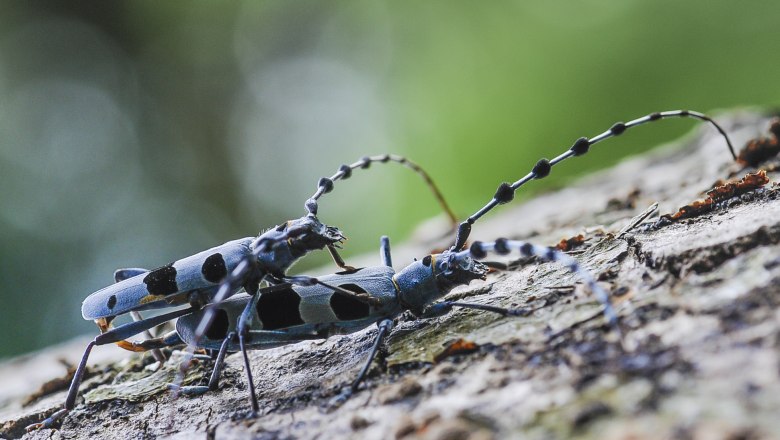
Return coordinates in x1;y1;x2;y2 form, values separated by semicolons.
0;1;778;358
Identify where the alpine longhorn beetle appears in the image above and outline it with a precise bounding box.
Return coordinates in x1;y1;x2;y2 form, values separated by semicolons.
169;236;613;409
28;110;736;429
26;154;456;431
164;109;736;413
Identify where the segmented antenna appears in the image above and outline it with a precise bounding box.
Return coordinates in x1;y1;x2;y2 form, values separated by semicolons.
466;238;617;327
305;154;457;226
453;110;736;250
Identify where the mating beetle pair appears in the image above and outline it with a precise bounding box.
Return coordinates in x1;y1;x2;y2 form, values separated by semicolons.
27;110;736;431
28;155;456;430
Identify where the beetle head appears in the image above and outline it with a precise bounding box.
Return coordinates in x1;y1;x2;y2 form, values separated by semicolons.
431;250;488;292
284;215;345;251
395;249;488;315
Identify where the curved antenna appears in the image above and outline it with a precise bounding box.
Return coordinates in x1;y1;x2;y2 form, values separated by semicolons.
464;238;617;328
305;154;457;226
453;110;736;250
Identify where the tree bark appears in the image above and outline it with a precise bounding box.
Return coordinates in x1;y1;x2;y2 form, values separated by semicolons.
3;110;779;440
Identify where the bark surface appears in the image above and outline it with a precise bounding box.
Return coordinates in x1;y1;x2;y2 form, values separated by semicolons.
3;110;779;440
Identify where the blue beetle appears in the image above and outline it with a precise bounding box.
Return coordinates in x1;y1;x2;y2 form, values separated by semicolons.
166;236;610;409
166;108;736;411
28;109;736;430
27;154;456;431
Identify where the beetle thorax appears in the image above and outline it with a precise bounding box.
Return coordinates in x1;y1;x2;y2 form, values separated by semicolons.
393;259;441;315
254;236;298;274
252;216;346;274
394;252;488;315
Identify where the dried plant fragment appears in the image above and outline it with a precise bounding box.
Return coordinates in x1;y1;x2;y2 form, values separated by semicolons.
433;338;479;363
662;170;769;222
555;234;586;252
737;118;780;167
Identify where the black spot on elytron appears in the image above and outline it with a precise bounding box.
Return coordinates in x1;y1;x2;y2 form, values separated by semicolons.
330;284;371;321
107;295;117;310
422;255;432;267
201;253;228;283
335;267;364;275
143;264;178;296
205;309;230;340
256;287;304;330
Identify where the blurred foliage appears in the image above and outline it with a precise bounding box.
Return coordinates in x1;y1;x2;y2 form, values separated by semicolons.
0;1;778;357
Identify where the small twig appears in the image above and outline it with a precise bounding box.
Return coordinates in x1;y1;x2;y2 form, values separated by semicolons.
616;202;658;239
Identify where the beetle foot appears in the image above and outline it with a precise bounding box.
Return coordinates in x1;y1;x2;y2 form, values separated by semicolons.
25;408;67;431
327;386;354;410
